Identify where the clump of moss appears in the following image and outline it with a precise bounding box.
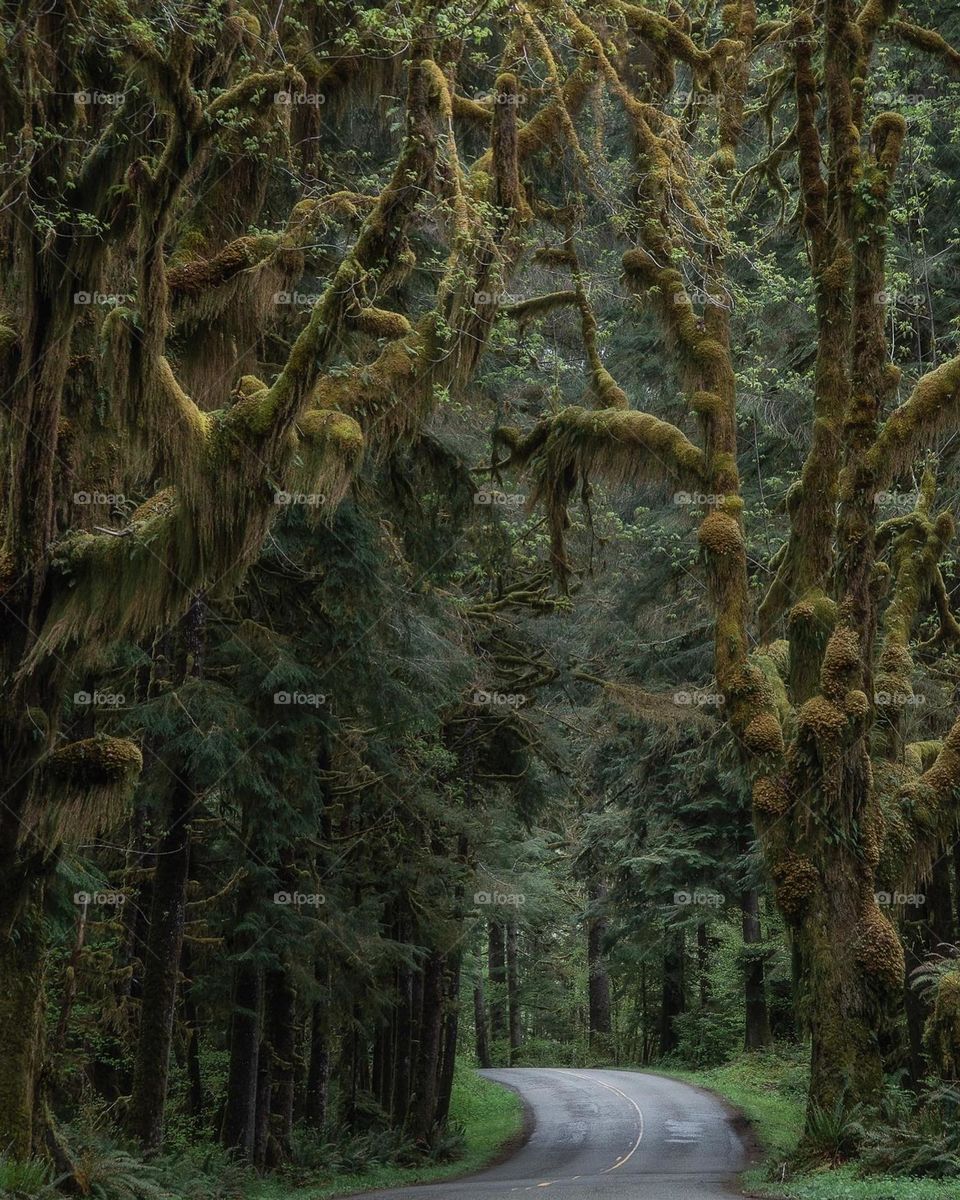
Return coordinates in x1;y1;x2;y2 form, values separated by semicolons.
49;735;142;784
772;852;819;919
855;904;905;991
130;487;177;525
844;689;870;720
34;735;144;843
753;775;789;816
743;713;784;756
820;627;861;697
797;695;847;743
698;511;743;556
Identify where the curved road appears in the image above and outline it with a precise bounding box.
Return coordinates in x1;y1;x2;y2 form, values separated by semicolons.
354;1068;749;1200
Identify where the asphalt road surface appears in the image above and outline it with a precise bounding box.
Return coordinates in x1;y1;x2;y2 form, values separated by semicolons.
353;1067;749;1200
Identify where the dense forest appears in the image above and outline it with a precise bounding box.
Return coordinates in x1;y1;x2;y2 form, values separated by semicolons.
1;0;960;1196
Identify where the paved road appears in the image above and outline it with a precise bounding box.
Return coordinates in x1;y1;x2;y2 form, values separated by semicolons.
354;1067;749;1200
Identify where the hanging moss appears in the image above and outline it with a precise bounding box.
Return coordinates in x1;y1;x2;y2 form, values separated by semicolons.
31;736;144;844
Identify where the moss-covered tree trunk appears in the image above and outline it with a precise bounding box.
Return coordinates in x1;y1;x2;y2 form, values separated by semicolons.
408;949;444;1142
127;778;193;1151
0;901;45;1158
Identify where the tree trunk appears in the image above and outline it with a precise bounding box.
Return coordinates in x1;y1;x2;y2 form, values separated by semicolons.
392;963;414;1125
741;890;772;1051
488;920;507;1050
181;944;204;1119
0;900;45;1158
435;951;462;1125
127;780;193;1152
473;975;491;1069
506;918;522;1063
658;928;685;1057
408;950;444;1141
265;965;296;1163
220;961;263;1158
587;886;613;1051
305;991;329;1131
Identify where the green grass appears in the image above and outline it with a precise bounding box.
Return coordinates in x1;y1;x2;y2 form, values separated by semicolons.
656;1050;960;1200
660;1046;808;1163
259;1066;523;1200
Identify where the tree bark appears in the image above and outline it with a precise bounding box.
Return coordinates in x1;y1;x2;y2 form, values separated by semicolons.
506;918;522;1063
408;950;445;1141
305;989;330;1131
0;899;45;1158
435;950;462;1125
488;920;507;1050
220;961;263;1158
587;885;613;1051
741;890;772;1051
127;780;193;1152
473;975;491;1069
658;928;685;1057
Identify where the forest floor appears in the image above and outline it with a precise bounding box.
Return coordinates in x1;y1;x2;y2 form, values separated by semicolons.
663;1049;960;1200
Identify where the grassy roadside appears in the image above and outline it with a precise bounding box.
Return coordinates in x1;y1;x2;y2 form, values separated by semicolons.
256;1066;524;1200
658;1050;960;1200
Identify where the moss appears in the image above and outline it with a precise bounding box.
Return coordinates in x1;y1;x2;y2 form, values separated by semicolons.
49;735;143;784
772;852;819;920
743;713;784;756
925;970;960;1079
353;307;412;339
698;511;743;556
797;695;847;742
130;487;177;525
820;626;860;697
753;775;789;816
854;905;905;991
844;689;870;720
